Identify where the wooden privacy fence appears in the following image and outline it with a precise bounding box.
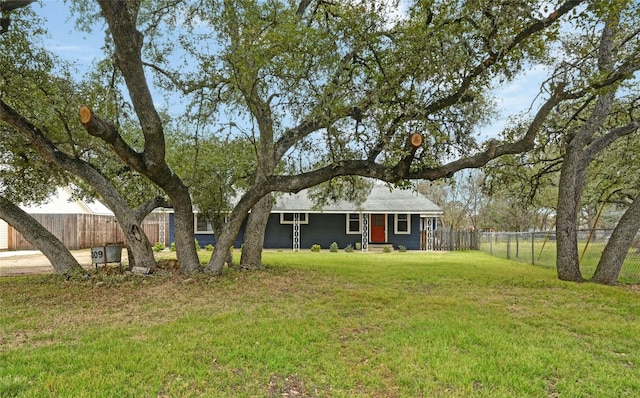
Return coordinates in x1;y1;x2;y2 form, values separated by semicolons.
8;213;169;251
422;229;478;251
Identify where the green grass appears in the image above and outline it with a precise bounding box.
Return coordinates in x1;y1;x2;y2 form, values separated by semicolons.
1;251;640;397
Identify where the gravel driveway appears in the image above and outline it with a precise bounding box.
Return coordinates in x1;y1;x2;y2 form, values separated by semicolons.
0;249;125;276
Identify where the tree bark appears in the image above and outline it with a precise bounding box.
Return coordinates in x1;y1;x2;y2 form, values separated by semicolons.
211;214;233;267
0;195;82;274
91;2;202;274
0;99;158;272
555;12;620;282
205;188;265;274
171;191;200;273
555;137;591;282
79;107;200;274
205;220;238;275
556;119;640;284
555;165;584;281
591;192;640;285
219;0;278;272
240;193;273;269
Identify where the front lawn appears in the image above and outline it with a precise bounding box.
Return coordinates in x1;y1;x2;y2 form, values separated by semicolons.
1;251;639;397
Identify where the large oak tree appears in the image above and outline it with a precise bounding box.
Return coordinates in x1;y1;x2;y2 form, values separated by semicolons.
0;11;165;272
73;0;583;274
480;2;640;284
6;0;616;276
551;5;640;283
200;0;584;273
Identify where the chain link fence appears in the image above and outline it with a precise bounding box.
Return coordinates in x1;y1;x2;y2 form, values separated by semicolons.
478;230;640;283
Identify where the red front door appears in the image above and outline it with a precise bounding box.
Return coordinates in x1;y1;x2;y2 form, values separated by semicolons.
370;214;386;243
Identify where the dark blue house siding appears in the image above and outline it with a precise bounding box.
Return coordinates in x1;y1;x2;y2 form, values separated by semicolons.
168;214;245;248
169;212;423;250
267;213;423;250
396;214;422;250
262;213;295;248
263;213;352;249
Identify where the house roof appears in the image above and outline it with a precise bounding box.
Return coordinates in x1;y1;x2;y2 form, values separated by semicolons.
272;185;443;215
19;187;114;216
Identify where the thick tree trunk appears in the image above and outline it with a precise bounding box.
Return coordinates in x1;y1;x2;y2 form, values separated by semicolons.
211;214;233;267
554;15;617;282
555;147;585;282
170;190;201;274
119;220;155;271
206;221;239;275
205;190;263;274
240;193;273;269
92;2;202;274
0;196;82;274
79;104;201;273
591;193;640;285
69;172;159;272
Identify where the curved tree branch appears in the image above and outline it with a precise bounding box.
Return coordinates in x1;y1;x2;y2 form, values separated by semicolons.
0;194;82;274
97;0;167;166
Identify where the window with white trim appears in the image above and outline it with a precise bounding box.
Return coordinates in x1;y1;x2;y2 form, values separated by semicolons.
195;215;214;233
395;213;410;234
346;213;361;234
280;213;309;224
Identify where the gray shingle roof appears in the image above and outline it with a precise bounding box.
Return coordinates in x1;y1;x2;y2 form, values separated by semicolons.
272;185;442;215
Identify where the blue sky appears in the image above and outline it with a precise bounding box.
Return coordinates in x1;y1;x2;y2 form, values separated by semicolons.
36;1;103;66
483;64;549;138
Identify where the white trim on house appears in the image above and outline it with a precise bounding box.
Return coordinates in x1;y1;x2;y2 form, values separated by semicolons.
345;213;362;234
280;212;309;224
194;214;232;234
394;213;411;234
194;214;214;234
0;219;8;250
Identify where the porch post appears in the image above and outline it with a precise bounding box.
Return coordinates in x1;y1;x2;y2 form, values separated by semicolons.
159;209;166;247
361;212;369;252
293;212;300;251
426;217;434;250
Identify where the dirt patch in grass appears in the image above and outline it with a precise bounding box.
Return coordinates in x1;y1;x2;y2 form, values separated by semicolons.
623;283;640;293
267;374;318;397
